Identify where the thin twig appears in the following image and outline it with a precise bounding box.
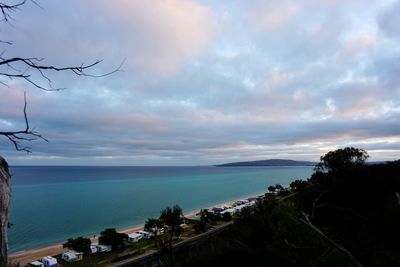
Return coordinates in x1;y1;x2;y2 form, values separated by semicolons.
0;92;48;153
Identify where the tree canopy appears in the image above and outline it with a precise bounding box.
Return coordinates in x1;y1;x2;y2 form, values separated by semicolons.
98;228;127;249
314;147;369;173
62;237;91;253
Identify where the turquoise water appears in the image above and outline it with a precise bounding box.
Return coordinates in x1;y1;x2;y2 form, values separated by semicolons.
9;166;313;252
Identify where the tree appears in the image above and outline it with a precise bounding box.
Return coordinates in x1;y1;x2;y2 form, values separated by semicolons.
193;209;215;233
267;185;276;192
275;184;284;191
144;218;163;237
159;205;184;267
221;212;232;222
314;147;369;174
289;179;309;191
0;2;120;266
0;158;10;267
98;228;128;249
62;237;91;253
144;217;163;249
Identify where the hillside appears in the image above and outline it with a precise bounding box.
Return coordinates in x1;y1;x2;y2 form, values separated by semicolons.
216;159;316;167
176;148;400;267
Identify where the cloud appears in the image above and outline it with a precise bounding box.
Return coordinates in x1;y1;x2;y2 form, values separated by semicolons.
249;2;299;31
378;0;400;40
94;0;215;76
1;0;400;165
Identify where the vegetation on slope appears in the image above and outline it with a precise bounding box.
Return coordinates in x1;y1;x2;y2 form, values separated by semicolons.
175;147;400;267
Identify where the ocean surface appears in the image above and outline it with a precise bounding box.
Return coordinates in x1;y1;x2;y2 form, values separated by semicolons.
9;166;313;252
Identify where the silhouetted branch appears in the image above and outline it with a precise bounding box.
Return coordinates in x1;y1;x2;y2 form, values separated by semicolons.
0;92;48;153
0;40;12;45
311;190;328;218
284;239;321;249
0;0;26;22
0;57;124;91
300;212;363;267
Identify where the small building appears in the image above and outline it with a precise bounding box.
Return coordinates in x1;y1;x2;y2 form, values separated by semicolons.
41;256;57;267
127;232;142;243
28;261;44;267
96;244;112;252
61;251;83;262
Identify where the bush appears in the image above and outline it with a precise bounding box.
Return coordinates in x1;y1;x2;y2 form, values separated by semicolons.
99;228;128;249
63;236;91;253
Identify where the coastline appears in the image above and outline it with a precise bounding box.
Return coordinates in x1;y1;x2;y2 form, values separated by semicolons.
10;191;265;265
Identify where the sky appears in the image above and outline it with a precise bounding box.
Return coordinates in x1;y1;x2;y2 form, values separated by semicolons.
1;0;400;165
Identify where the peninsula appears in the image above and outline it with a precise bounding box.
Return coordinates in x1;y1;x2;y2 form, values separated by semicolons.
216;159;316;167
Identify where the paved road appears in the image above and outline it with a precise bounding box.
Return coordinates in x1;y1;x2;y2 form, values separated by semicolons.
111;221;233;267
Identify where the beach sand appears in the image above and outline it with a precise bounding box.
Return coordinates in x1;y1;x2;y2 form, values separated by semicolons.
10;192;264;265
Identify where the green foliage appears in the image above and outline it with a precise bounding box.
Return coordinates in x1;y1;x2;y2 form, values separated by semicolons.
99;228;128;249
160;205;184;239
144;217;163;236
275;184;284;190
160;205;183;224
146;205;184;266
268;184;283;192
267;185;275;192
193;220;207;233
314;147;369;173
63;236;91;253
174;148;400;267
290;179;309;191
221;212;232;221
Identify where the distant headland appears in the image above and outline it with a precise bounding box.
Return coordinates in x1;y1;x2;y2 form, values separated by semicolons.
216;159;316;167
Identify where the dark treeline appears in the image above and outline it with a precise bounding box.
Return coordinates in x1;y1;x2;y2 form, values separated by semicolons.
172;148;400;267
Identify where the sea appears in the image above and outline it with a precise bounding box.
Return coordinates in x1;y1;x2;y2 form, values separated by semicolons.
9;166;314;253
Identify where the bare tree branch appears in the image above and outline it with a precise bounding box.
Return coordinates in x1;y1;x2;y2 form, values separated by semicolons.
0;40;12;45
0;0;26;22
0;57;124;91
0;92;48;153
312;190;328;218
300;212;363;267
284;239;322;249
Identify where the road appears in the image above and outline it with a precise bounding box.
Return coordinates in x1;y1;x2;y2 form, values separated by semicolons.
110;221;234;267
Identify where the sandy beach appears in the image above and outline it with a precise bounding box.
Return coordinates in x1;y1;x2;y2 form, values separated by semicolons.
10;192;264;265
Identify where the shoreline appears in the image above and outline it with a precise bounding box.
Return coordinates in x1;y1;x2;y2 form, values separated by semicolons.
10;191;265;265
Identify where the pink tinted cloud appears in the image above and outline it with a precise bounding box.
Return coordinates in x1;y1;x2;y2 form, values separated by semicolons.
341;33;377;57
95;0;214;76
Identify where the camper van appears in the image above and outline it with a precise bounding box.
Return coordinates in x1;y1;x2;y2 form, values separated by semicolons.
41;256;57;267
61;251;83;262
128;232;142;243
96;244;112;252
28;261;44;267
137;230;154;239
89;244;99;254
